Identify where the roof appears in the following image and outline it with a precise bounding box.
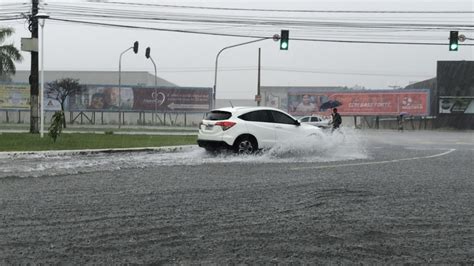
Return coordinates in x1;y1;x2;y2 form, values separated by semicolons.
7;70;177;87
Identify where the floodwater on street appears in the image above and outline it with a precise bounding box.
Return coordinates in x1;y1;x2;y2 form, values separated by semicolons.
0;130;473;264
0;128;367;179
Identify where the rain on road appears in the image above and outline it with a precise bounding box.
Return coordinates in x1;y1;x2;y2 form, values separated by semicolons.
0;130;473;264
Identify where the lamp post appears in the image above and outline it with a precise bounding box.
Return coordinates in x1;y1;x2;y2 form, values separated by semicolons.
35;12;49;138
145;47;158;122
118;41;138;128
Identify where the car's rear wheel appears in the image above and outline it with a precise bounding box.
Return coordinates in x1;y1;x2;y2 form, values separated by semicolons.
233;136;257;154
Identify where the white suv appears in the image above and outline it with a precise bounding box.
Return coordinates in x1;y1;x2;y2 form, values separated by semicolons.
197;106;322;153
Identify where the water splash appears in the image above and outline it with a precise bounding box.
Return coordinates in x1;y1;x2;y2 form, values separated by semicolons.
263;127;368;162
0;128;367;178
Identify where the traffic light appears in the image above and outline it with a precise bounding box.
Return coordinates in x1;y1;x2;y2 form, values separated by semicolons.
133;41;139;54
280;30;289;50
145;47;151;59
449;31;458;51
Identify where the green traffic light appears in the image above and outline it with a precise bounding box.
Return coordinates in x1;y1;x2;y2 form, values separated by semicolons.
449;31;459;51
280;30;289;50
450;43;458;51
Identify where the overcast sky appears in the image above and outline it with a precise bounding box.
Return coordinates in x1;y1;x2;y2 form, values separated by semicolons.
1;0;473;99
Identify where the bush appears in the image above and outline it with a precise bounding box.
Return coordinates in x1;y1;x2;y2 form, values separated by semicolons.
49;111;64;142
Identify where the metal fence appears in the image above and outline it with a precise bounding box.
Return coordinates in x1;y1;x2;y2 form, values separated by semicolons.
0;109;207;127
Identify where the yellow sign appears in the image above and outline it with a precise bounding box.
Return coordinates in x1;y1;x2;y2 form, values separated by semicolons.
0;84;30;109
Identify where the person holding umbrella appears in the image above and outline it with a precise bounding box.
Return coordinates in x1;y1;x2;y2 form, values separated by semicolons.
331;108;342;132
398;112;407;132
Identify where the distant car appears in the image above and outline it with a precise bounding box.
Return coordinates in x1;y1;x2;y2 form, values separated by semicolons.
197;107;322;154
298;115;331;128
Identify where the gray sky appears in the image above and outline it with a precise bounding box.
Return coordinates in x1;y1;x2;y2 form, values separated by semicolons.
2;0;473;99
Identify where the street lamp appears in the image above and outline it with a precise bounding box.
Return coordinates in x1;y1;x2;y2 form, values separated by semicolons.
118;41;138;128
213;37;270;109
145;47;158;121
35;12;50;138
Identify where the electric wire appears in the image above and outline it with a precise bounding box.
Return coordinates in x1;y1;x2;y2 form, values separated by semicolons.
90;1;474;14
48;17;474;46
2;1;473;46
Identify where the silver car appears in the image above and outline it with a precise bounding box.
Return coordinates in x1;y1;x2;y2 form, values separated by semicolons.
298;115;331;128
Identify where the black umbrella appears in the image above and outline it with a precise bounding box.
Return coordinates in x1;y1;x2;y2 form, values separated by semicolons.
319;100;342;111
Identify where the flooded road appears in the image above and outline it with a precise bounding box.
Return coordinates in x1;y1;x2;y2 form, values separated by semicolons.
0;130;473;264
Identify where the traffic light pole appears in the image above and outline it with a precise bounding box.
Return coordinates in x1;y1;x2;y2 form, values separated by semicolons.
213;37;269;109
149;56;157;122
118;47;133;128
257;48;261;106
118;41;138;128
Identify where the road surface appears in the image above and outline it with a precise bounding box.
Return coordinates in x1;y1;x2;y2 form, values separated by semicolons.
0;130;473;264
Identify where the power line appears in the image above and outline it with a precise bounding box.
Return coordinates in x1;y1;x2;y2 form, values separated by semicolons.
49;17;474;46
98;1;474;14
42;4;474;27
40;4;474;30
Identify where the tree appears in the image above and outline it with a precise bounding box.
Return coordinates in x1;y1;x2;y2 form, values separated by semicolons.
0;27;23;79
46;78;84;128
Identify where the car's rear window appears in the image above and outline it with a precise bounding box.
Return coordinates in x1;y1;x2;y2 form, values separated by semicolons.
205;111;232;120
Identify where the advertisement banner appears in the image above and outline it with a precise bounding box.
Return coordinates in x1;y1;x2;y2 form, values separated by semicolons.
0;84;30;109
69;86;211;112
288;90;430;116
439;97;474;114
69;86;132;111
132;87;211;111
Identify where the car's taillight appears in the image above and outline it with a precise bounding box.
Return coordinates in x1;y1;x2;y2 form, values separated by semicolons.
215;121;236;131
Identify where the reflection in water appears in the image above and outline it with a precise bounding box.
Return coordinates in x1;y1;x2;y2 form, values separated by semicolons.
0;128;367;178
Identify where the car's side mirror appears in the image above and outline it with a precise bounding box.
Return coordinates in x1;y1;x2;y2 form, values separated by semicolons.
294;120;301;126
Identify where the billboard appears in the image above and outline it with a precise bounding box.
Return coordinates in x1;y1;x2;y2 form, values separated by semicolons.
0;84;30;109
69;86;212;112
439;97;474;114
132;87;211;111
69;86;132;111
288;90;430;116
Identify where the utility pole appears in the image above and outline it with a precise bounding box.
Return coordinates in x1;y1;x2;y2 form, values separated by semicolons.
29;0;39;133
257;48;261;106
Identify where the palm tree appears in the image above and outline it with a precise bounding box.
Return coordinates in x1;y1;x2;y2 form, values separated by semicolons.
0;27;23;79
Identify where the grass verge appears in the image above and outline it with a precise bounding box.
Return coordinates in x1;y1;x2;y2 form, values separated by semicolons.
0;133;197;152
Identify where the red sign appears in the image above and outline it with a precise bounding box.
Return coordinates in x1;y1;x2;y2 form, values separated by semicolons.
288;90;429;116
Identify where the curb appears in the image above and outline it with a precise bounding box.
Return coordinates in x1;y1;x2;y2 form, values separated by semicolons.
0;130;197;135
0;145;196;157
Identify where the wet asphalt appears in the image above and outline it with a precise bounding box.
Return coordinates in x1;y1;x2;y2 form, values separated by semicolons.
0;130;473;264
